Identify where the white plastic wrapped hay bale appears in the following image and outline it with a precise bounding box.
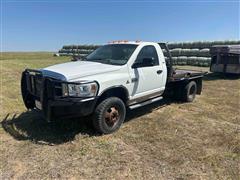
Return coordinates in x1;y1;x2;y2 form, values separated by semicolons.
197;57;211;66
63;45;72;49
78;45;100;50
189;49;200;56
72;49;78;53
202;57;211;66
78;49;94;54
58;49;64;53
170;48;182;56
199;48;210;57
187;56;198;65
211;40;239;46
227;40;240;44
198;41;212;49
195;57;205;66
190;41;212;49
72;45;78;49
181;49;191;56
177;56;188;65
77;45;91;50
186;57;211;66
168;42;179;49
78;54;89;57
212;40;226;46
181;42;193;49
172;57;178;65
59;49;72;56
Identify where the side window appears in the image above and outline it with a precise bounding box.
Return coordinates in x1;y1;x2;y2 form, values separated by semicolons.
135;45;159;65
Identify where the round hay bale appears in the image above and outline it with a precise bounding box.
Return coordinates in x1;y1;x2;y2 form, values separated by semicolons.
226;40;240;45
63;45;72;49
77;45;97;50
172;57;178;65
78;53;88;57
170;48;182;56
189;49;200;56
167;42;179;49
199;48;210;57
199;41;212;49
58;49;64;53
182;42;193;49
78;49;94;54
72;49;78;53
71;45;77;49
181;49;191;56
187;56;198;65
212;40;226;46
177;56;188;65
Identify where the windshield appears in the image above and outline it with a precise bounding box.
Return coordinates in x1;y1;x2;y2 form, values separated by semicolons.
85;44;138;65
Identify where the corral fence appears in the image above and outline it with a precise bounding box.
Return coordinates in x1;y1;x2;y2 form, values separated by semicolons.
57;40;240;67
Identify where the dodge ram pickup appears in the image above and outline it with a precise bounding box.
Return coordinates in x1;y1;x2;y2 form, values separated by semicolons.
21;41;205;134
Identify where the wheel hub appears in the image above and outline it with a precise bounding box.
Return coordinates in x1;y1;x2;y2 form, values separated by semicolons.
104;107;119;127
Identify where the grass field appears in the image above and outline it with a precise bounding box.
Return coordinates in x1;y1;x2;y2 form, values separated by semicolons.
0;52;239;179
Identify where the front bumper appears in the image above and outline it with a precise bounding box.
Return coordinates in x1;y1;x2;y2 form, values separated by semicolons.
21;69;98;121
45;97;98;121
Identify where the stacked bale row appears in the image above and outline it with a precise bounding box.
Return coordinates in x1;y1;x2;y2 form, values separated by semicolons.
169;48;210;57
163;48;211;66
58;45;100;56
167;40;240;49
58;40;240;67
165;40;240;66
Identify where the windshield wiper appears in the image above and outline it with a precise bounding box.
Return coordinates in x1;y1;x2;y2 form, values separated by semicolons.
85;58;123;65
85;58;110;64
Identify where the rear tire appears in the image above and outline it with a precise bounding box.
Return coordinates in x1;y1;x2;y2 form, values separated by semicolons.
92;97;126;134
182;81;197;102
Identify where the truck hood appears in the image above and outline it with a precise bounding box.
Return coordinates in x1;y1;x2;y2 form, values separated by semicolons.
41;61;122;81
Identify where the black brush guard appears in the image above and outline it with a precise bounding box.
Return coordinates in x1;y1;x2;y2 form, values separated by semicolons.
21;69;61;121
21;69;98;121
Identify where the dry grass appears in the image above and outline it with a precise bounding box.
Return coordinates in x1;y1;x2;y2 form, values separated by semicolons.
0;52;239;179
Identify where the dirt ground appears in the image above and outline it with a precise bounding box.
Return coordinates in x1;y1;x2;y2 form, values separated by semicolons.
0;53;239;179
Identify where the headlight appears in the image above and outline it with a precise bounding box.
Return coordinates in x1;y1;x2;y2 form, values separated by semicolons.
62;82;98;97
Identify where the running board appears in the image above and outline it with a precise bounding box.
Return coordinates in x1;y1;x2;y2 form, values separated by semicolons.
129;96;163;110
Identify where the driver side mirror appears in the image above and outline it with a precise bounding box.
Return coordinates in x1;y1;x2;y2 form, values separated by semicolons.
132;57;155;68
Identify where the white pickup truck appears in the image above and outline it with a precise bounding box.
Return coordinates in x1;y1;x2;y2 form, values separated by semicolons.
21;41;205;134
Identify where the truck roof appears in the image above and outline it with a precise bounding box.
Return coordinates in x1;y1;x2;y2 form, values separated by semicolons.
107;40;159;46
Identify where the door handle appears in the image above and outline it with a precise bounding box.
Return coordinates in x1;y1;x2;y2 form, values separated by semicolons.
131;77;138;83
157;70;162;74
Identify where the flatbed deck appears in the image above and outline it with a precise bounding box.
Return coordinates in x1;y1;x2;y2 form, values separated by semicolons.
170;68;206;82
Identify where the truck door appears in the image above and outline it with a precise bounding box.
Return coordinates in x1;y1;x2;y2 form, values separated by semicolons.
129;45;166;101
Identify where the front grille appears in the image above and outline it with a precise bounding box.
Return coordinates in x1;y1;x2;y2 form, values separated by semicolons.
27;74;43;98
35;75;43;97
53;82;63;97
25;69;64;100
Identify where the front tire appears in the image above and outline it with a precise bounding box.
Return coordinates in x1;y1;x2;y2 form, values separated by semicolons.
92;97;126;134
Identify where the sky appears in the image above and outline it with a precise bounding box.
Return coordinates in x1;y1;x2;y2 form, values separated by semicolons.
1;0;239;51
